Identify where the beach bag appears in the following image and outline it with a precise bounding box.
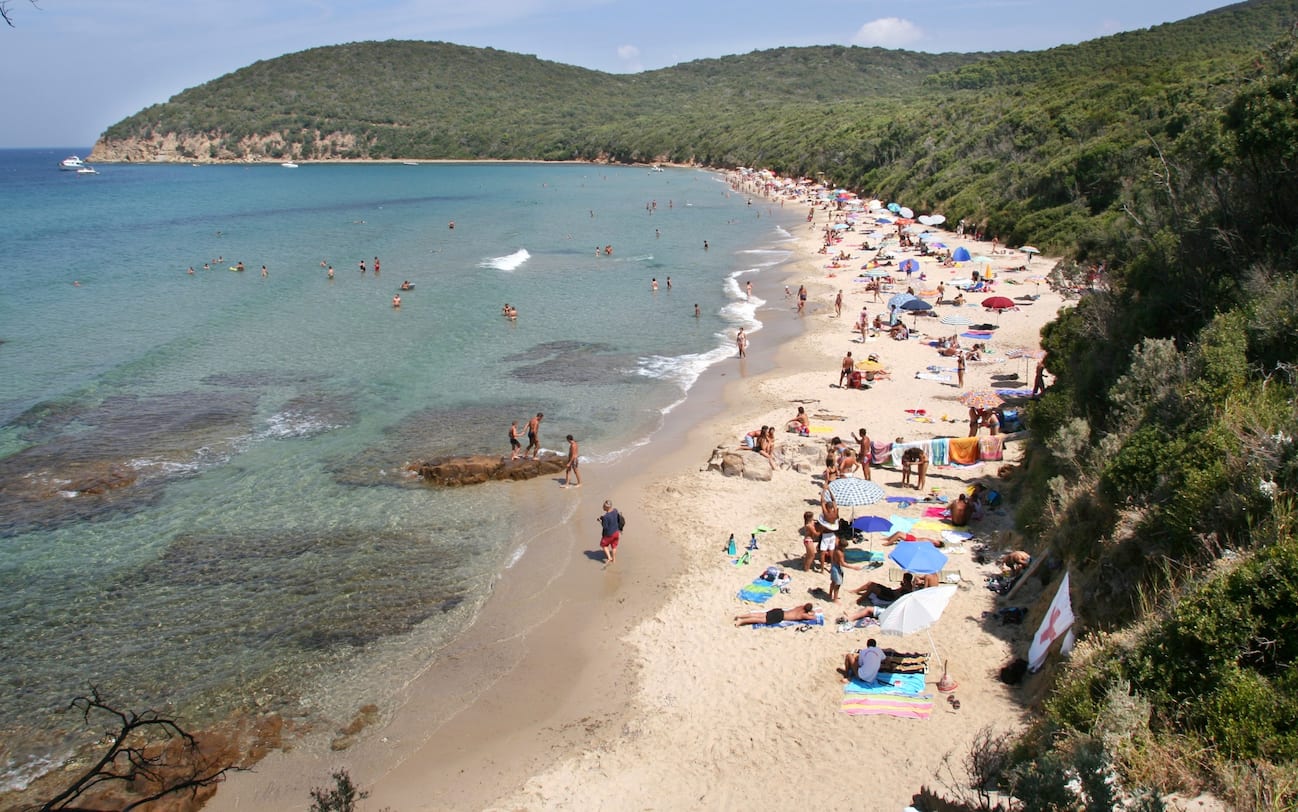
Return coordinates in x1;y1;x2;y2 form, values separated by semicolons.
616;511;626;532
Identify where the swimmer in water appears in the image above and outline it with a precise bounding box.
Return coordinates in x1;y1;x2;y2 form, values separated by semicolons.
392;294;401;308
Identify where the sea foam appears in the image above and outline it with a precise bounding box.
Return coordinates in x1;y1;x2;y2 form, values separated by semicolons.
480;249;531;271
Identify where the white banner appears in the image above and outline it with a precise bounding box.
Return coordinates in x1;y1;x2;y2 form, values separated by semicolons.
1028;571;1074;672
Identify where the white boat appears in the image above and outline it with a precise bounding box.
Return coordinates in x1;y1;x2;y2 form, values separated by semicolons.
402;160;420;166
649;165;665;173
59;155;86;170
281;161;299;169
76;167;98;175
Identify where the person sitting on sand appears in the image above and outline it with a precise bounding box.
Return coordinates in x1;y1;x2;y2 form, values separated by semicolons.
948;494;973;526
757;426;777;469
953;293;966;306
840;639;887;683
889;322;910;341
742;426;765;450
1001;550;1031;575
900;447;929;491
734;603;818;627
969;483;989;519
786;406;810;435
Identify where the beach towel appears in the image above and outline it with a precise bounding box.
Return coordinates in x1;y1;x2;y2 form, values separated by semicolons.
914;372;951;383
961;331;994;340
845;671;926;695
885;495;917;507
888;516;917;534
808;425;834;434
930;437;950;466
738;579;780;604
948;436;980;465
840;693;934;719
979;435;1005;461
882;651;930;673
750;614;825;630
923;506;947;518
995;387;1034;398
870;441;893;465
844;548;885;564
889;440;929;469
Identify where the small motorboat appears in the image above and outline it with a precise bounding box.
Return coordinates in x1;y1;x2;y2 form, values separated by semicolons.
76;167;98;175
60;155;86;171
281;161;299;169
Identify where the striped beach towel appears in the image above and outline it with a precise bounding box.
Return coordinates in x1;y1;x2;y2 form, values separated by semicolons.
841;693;935;718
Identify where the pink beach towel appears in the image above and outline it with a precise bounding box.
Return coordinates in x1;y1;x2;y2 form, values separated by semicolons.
870;441;893;465
978;435;1004;461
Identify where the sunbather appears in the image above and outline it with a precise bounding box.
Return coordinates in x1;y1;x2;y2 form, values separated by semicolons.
852;571;917;604
1000;551;1031;575
734;603;818;627
800;511;819;572
881;531;944;547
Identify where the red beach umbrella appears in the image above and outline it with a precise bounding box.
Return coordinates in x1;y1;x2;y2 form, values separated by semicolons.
981;295;1017;325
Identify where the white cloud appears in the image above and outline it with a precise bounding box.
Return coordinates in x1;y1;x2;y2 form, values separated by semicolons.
851;17;924;48
616;43;642;71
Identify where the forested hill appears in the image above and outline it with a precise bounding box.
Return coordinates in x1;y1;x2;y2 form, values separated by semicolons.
92;0;1298;256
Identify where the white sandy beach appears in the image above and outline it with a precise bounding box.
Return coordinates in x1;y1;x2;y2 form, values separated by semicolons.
206;173;1066;812
484;178;1068;810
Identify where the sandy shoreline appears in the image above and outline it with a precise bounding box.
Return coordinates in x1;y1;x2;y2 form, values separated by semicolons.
207;174;1066;811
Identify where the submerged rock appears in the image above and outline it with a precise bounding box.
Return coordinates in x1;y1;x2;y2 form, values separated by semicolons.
408;454;566;486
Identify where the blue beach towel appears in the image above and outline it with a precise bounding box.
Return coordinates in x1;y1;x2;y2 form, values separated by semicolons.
844;548;885;564
738;579;780;604
845;671;927;695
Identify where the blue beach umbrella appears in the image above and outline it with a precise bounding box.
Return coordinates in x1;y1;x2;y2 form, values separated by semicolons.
952;246;971;263
899;258;920;274
851;515;892;533
888;541;949;575
887;202;902;213
899;298;933;312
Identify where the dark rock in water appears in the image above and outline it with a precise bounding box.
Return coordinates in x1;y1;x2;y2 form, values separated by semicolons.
409;454;566;486
504;340;642;385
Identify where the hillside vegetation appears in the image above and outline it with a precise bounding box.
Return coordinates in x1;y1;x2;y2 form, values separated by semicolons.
93;1;1298;807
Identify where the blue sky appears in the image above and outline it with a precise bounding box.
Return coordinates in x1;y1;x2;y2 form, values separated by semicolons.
2;0;1232;148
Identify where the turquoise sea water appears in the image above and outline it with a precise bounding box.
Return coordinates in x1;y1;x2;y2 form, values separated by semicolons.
0;149;797;789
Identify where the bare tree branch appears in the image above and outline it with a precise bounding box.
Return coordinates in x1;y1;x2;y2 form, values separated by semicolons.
2;0;40;28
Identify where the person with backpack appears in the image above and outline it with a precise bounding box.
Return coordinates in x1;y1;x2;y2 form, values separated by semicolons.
599;500;625;565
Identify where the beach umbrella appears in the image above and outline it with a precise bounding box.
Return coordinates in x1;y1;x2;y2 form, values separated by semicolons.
981;295;1017;324
1020;246;1040;255
939;314;971;326
887;203;901;213
851;515;892;534
958;388;1004;411
899;298;933;326
928;214;946;225
898;258;920;275
1007;347;1047;379
1026;274;1047;293
898;206;914;219
855;358;886;372
876;584;959;661
970;255;994;267
827;476;886;508
928;242;947;250
887;541;949;575
951;246;971;263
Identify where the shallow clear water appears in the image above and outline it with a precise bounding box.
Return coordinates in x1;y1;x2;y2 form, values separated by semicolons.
0;150;796;788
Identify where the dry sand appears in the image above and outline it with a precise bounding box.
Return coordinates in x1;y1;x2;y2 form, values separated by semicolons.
206;177;1068;812
487;184;1068;810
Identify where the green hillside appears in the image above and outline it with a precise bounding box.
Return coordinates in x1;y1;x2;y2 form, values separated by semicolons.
93;1;1298;806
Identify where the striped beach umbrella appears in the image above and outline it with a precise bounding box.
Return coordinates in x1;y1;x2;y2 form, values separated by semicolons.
827;477;886;507
939;314;971;326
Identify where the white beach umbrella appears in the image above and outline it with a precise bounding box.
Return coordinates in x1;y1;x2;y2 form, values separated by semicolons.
876;584;958;661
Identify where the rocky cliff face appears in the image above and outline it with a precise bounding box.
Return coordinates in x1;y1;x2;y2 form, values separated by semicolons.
88;131;362;163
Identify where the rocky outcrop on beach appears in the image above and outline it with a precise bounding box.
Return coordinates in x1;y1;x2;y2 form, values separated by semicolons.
88;130;362;164
408;454;567;486
705;438;826;482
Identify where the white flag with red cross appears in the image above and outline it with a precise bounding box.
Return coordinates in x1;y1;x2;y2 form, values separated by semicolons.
1028;571;1074;672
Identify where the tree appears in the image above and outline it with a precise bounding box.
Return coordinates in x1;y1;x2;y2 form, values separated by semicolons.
2;0;38;27
38;686;239;811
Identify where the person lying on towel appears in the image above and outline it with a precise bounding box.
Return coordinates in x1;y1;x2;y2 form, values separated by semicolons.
733;603;817;627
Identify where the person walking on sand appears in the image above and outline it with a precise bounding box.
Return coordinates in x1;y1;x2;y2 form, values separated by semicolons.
834;290;843;317
508;420;522;460
839;351;854;387
562;434;581;488
736;328;748;358
598;500;622;565
525;412;543;459
956;351;966;388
